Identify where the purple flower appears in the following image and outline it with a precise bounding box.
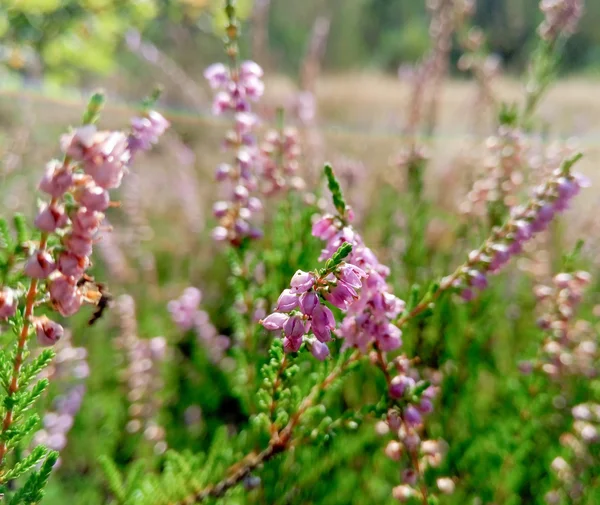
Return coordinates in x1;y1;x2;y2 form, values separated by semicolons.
310;340;330;361
283;336;302;353
299;291;319;316
261;312;289;331
290;270;315;294
276;289;299;311
284;315;306;340
404;405;423;427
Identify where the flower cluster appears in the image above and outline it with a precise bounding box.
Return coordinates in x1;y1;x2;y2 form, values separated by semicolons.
525;271;599;504
205;62;265;245
539;0;584;42
23;111;168;340
259;126;305;195
461;126;528;218
450;160;588;300
261;258;366;360
32;330;89;467
168;287;230;363
117;295;168;455
312;214;406;353
378;355;454;501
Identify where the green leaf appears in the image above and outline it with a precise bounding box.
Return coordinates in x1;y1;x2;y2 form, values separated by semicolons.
2;446;48;482
324;163;348;217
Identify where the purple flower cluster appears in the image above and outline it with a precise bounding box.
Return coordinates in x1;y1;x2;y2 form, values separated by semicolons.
261;263;366;360
379;356;453;501
451;166;589;301
205;62;265;245
312;214;406;353
168;287;230;363
22;112;168;340
32;330;89;468
539;0;584;42
128;110;170;158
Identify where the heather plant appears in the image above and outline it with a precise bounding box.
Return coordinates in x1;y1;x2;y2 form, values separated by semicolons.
0;0;599;504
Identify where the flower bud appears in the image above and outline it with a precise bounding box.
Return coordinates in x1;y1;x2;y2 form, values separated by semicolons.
34;316;64;347
0;288;17;319
24;250;56;279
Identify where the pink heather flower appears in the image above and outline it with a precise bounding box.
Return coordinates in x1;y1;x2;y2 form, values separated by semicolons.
389;375;415;399
211;226;229;242
325;282;357;310
49;274;82;317
129;111;170;156
76;183;110;211
376;323;402;352
312;215;339;241
70;208;102;238
64;234;93;257
290;270;316;294
0;288;17;319
24;250;56;279
311;304;335;343
283;336;302;353
284;315;306;340
34;205;68;233
74;131;130;189
299;291;319;316
57;252;90;278
404;405;423;427
39;160;73;198
204;63;229;89
260;312;289;331
34;316;64;347
239;61;264;79
276;289;299;311
310;339;330;361
168;287;202;331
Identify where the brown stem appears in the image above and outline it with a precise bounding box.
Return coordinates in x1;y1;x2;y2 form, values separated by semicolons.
179;351;361;504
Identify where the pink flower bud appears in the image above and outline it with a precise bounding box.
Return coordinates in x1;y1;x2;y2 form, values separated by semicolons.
58;252;89;278
49;274;82;317
0;288;17;319
77;183;110;211
34;316;64;347
385;440;402;461
284;315;306;340
261;312;289;331
290;270;315;294
24;250;56;279
310;339;330;360
311;304;335;343
39;160;73;198
283;336;302;353
70;208;103;237
204;63;229;89
64;233;93;257
299;291;319;316
34;205;68;232
276;289;299;312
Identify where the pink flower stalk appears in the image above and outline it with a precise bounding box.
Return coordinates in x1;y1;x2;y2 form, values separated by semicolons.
27;109;169;335
539;0;584;42
261;263;366;359
312;213;405;353
259;126;305;195
450;164;589;300
205;58;264;245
